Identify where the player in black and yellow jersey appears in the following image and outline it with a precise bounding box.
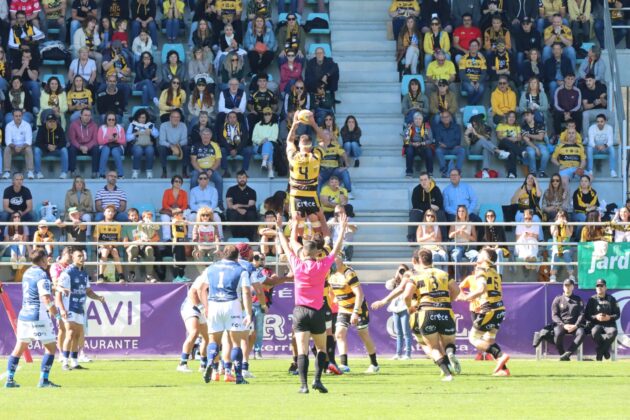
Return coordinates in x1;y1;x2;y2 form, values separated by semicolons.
329;254;379;374
458;247;510;377
403;249;461;381
286;110;332;240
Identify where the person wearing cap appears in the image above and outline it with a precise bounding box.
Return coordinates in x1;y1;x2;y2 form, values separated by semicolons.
532;278;585;361
483;15;512;58
428;80;458;126
512;17;542;72
490;75;517;124
584;279;620;361
577;45;606;83
420;1;453;34
552;72;582;135
423;18;451;70
34;114;69;180
187;77;215;128
426;49;456;89
247;74;278;132
252;106;279;178
542;13;576;68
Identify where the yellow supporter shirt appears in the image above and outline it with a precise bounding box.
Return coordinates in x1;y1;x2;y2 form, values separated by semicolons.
320;185;348;213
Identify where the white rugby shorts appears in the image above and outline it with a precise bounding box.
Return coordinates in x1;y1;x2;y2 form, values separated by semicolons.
17;319;56;344
181;303;208;325
207;300;245;333
65;311;86;326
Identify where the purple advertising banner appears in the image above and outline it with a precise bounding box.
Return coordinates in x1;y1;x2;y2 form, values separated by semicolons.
1;283;629;357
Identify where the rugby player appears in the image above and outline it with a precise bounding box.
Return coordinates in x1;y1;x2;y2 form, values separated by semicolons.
286;110;332;240
200;245;253;385
56;248;105;371
402;249;461;381
329;254;379;374
276;213;347;394
178;274;209;373
5;249;61;388
50;247;72;366
457;247;510;376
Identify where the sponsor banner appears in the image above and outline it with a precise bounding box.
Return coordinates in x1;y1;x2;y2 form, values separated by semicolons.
578;242;630;289
1;283;628;356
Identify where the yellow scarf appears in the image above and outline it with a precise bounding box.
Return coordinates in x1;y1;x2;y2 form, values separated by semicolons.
576;187;598;211
13;23;35;46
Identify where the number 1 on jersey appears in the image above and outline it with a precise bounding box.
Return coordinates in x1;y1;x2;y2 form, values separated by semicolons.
218;272;225;289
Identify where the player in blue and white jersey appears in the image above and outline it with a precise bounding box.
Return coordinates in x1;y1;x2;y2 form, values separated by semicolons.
56;248;105;371
177;274;210;373
199;245;253;385
5;249;61;388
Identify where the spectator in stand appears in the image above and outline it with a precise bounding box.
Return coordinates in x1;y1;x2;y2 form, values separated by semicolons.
70;0;98;43
480;0;507;31
396;16;421;76
38;76;67;129
488;38;517;88
567;0;591;47
188;77;215;127
572;174;599;226
453;14;482;64
549;210;575;282
542;173;570;221
134;51;159;110
226;170;258;240
416;209;448;265
518;76;549;125
320;176;348;220
318;135;352;197
3;109;34;179
5;212;30;270
558;120;583;145
170;207;189;281
283;80;311;115
189;170;223;238
403;112;434;178
464;114;509;178
305;47;339;95
159;77;187;124
123;207;159;282
252;107;278;179
552;125;586;188
97;111;126;178
402;78;429;124
162;0;184;42
130;0;158;45
420;0;453;33
188;47;213;90
67;75;93;124
581;210;611;242
388;0;420;41
543;42;573;95
340;116;362;168
511;173;544;223
612;206;630;242
244;16;276;75
64;176;94;235
513;17;542;72
496;111;525;178
34;115;68;180
94;204;125;282
159;175;188;240
101;40;132;96
247;74;277;133
586;114;616;178
426;49;456;89
0;48;10;92
423;18;451;70
8;12;43;69
553;73;582;135
328;204;357;261
68;47;98;95
127;108;158;179
521;109;549;177
33;220;55;257
577;45;606;84
429;79;458;126
96;74;127;123
213;23;244;73
219;52;245;90
449;204;476;281
160;50;186;91
442;169;480;232
191;20;213;59
73;17;102;72
481;209;508;275
514;208;541;269
538;0;569;33
217;78;247;129
67;108;99;179
490;75;517;124
279;49;303;94
542;14;576;68
190;130;224;202
158;109;188;178
277;14;306;64
453;2;481;27
433;111;463;178
94;170;128;221
408;171;445;241
584;279;620;361
4;76;34;125
458;39;487;105
520;48;543;87
218;110;252;177
483;14;511;58
1;172;33;221
507;0;540;31
581;73;609;134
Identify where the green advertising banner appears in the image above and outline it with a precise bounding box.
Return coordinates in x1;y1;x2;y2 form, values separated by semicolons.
578;242;630;289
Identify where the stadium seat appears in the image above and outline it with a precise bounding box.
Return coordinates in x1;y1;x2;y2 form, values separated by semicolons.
305;13;330;35
461;105;487;125
478;203;504;222
400;74;425;96
131;106;149;117
161;43;186;64
42;74;65;86
228;237;249;243
308;43;332;57
134;203;155;216
43;59;65;67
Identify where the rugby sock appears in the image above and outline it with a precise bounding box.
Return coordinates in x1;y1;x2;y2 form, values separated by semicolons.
369;353;378;367
180;353;189;365
297;354;309;386
62;351;70;361
7;356;19;381
314;351;327;382
487;344;502;359
231;347;243;378
445;344;456;356
70;352;79;367
40;354;55;381
340;354;348;366
207;343;219;370
200;356;208;367
326;335;337;365
225;361;233;374
243;362;249;372
435;356;452;376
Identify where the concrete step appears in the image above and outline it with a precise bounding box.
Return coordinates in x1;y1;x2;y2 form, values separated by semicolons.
331;21;389;31
330;1;387;13
349;155;403;167
340;70;399;83
336;114;402;125
336;101;400;114
332;29;388;42
333;40;396;52
334;51;398;62
336;91;400;104
338;61;398;73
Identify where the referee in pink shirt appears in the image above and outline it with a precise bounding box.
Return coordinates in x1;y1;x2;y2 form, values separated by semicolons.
276;213;348;394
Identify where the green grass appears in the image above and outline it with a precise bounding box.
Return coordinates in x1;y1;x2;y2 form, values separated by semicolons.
1;358;628;419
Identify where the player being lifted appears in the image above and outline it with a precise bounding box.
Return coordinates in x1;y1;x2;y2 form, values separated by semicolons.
5;249;61;388
200;245;253;385
178;274;209;373
457;247;510;376
56;248;105;371
328;254;379;374
286;110;332;240
402;249;461;381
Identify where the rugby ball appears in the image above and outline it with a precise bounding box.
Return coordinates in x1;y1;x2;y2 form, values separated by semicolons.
297;110;313;124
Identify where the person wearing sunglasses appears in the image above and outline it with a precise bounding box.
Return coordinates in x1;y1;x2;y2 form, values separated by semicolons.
490;75;516;125
277;15;306;64
252;106;278;178
159;76;187;123
584;279;620;361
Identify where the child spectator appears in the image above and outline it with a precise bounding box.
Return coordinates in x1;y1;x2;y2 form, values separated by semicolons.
191;207;221;262
33;220;54;258
171;207;189;282
257;210;278;256
93;204;125;282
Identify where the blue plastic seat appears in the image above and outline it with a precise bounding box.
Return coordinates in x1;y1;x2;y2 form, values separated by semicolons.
305;13;330;35
161;43;186;64
479;203;504;222
400;74;425;96
308;43;332;57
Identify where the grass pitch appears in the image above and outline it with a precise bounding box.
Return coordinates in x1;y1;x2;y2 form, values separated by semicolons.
1;358;628;419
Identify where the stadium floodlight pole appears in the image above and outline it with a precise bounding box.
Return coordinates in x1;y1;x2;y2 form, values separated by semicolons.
0;282;33;363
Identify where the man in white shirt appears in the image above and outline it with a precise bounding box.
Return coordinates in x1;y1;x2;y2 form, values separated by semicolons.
3;109;34;179
586;113;616;178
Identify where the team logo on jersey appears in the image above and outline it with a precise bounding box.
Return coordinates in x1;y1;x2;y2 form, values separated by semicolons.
86;292;141;337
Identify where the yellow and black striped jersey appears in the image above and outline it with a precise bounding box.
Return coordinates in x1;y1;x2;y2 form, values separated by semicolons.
319;143;344;169
475;264;505;312
411;267;452;310
459;53;487;82
551;143;585;169
289;147;324;192
94;223;122;242
328;266;361;312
